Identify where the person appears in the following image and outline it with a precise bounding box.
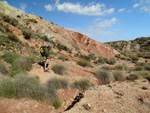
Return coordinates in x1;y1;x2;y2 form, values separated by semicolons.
40;43;51;72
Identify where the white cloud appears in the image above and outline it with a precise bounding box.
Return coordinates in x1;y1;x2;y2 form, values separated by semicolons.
133;3;140;8
3;0;8;4
140;5;150;12
118;8;126;12
66;17;119;42
55;0;114;16
44;4;53;11
134;0;150;13
19;3;27;12
97;17;117;28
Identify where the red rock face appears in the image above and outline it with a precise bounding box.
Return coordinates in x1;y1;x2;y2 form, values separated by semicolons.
27;14;115;58
72;32;115;58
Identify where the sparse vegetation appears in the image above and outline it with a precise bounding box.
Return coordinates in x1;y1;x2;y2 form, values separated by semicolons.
96;56;108;64
107;58;117;65
95;70;114;84
0;64;8;75
72;79;94;90
0;75;53;101
77;59;92;67
126;73;141;81
26;18;37;23
129;55;139;63
143;63;150;71
2;51;20;64
0;22;10;33
7;32;20;42
113;71;125;81
52;97;62;109
20;27;32;39
11;56;34;76
114;65;124;70
2;15;18;26
58;55;69;61
47;78;69;90
51;64;67;75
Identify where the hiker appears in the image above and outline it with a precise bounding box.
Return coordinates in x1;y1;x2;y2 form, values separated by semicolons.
40;43;51;72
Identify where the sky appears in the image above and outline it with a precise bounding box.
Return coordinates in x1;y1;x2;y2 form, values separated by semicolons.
1;0;150;42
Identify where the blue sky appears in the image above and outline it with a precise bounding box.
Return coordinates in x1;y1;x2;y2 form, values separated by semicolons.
2;0;150;42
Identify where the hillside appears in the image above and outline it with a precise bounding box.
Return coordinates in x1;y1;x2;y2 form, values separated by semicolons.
0;1;150;113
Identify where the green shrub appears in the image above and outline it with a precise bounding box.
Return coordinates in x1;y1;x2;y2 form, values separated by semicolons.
79;55;91;61
58;55;69;61
135;66;143;71
130;55;139;63
77;59;92;67
39;35;49;41
0;35;10;45
144;63;150;71
57;43;69;51
0;74;61;102
95;70;114;84
0;22;10;33
14;75;47;101
0;78;16;98
51;64;66;75
126;73;141;81
20;27;32;39
72;79;94;90
114;65;124;70
47;78;68;90
113;71;125;81
97;56;108;64
53;97;62;109
89;53;96;60
0;64;8;75
101;66;111;70
2;15;18;26
11;56;34;76
2;51;20;64
7;32;20;42
26;19;37;23
107;58;117;65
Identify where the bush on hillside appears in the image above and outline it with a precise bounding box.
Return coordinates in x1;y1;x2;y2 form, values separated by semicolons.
113;71;125;81
51;64;67;75
144;63;150;71
58;55;69;61
20;27;32;39
47;78;68;90
26;19;37;23
2;51;20;64
11;56;34;76
97;56;108;64
0;75;55;101
52;97;62;109
0;64;8;75
89;53;96;60
130;55;139;63
2;15;18;26
7;32;20;42
77;59;92;67
0;22;10;33
126;73;141;81
72;79;94;90
0;35;10;45
107;58;117;65
95;70;114;84
114;65;124;70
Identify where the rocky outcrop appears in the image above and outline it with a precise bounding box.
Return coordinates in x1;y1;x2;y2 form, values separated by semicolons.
0;1;115;58
106;37;150;52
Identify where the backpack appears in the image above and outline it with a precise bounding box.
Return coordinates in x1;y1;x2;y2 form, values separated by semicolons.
40;46;46;56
